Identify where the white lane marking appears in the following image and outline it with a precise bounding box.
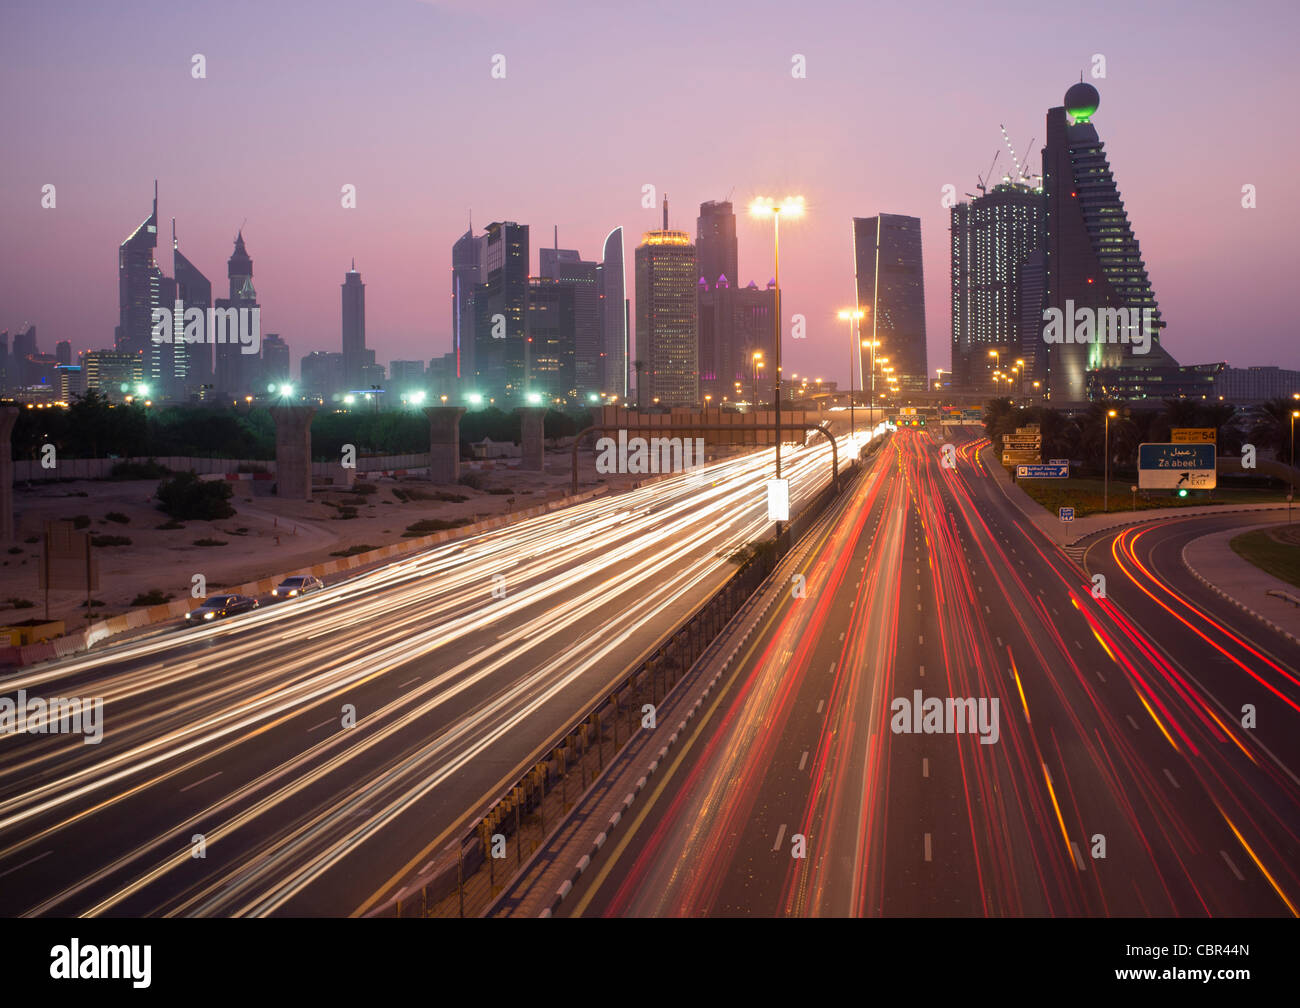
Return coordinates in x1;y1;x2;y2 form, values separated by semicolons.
1070;841;1087;871
917;603;922;611
919;664;925;677
923;833;932;862
773;824;787;851
1093;667;1106;684
922;757;929;778
399;676;420;689
799;751;808;771
816;700;825;714
1163;768;1180;790
1126;715;1140;731
179;771;222;794
918;635;924;645
996;636;1003;647
308;718;334;732
985;605;990;614
1221;851;1245;881
839;632;845;641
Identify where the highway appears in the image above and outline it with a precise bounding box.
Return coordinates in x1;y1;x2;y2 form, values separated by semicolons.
564;428;1300;916
0;431;854;916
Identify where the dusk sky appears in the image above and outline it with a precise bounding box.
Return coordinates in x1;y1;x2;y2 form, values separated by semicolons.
3;0;1297;383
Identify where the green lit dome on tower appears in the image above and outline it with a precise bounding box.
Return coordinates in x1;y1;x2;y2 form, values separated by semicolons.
1064;81;1100;123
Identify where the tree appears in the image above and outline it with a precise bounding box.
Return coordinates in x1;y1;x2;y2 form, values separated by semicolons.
155;471;235;520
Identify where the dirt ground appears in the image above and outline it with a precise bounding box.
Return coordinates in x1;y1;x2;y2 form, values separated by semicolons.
1;451;645;630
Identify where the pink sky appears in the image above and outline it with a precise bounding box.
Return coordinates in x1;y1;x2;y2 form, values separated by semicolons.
2;0;1297;383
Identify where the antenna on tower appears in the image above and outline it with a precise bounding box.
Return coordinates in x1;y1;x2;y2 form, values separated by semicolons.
171;216;177;249
554;225;558;251
663;194;669;231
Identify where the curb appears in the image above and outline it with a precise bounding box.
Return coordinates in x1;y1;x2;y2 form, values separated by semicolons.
1180;534;1300;648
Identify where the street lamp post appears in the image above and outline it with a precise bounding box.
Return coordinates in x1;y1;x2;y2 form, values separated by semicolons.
751;195;804;540
1104;409;1117;513
989;349;1001;392
1291;410;1299;523
838;309;864;443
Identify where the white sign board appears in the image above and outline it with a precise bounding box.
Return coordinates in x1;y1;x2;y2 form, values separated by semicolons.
766;479;790;522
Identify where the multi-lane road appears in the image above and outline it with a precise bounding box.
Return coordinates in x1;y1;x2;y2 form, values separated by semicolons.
564;428;1299;916
0;432;853;916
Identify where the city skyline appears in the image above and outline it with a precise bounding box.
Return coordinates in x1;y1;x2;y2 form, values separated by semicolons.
3;0;1297;390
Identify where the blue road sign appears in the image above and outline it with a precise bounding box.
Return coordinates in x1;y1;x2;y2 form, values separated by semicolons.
1059;507;1075;522
1137;442;1216;491
1017;464;1069;478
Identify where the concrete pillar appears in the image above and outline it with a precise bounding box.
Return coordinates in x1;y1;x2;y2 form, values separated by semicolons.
518;407;546;471
0;407;17;543
270;405;316;500
424;406;466;485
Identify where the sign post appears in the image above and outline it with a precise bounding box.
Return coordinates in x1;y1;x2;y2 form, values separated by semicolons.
1137;443;1217;492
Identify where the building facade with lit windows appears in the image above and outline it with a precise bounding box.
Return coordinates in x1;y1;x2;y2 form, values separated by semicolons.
473;221;530;402
950;181;1045;392
634;203;698;408
854;214;929;392
598;227;628;399
1042;82;1179;403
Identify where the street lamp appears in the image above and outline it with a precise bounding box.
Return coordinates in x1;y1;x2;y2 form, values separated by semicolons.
838;308;864;441
1291;410;1300;523
1104;409;1117;513
988;349;1001;391
750;194;805;535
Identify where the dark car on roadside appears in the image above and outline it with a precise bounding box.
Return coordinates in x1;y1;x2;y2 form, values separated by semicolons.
185;594;260;625
271;575;325;599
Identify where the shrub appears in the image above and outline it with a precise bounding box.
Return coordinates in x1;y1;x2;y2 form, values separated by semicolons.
192;538;227;547
330;544;377;557
131;589;172;606
403;517;471;536
23;536;38;544
105;511;130;524
351;482;378;495
457;471;486;491
91;535;132;547
434;491;469;502
156;520;185;530
72;514;91;529
392;488;409;502
155;471;235;521
486;487;514;496
5;597;35;609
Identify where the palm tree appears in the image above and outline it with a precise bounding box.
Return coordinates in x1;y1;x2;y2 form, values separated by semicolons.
1249;397;1296;458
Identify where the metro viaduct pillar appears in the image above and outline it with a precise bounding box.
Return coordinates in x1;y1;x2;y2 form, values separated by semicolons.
424;406;467;485
270;405;317;501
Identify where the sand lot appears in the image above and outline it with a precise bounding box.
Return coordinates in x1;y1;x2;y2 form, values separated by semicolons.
1;452;646;630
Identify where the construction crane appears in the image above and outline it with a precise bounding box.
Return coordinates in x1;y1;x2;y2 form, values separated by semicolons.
976;151;999;195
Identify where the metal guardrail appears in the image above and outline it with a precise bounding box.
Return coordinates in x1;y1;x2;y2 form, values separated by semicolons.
1265;589;1300;608
386;450;862;917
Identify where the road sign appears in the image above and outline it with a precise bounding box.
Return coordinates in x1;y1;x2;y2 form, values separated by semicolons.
766;479;789;522
1059;507;1075;522
1017;463;1069;478
1171;427;1216;444
1049;458;1069;466
1002;450;1040;467
1138;442;1217;490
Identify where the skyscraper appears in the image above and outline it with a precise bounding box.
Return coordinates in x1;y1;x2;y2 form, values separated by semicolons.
698;277;776;406
696;201;739;291
261;334;290;390
116;183;161;372
341;261;371;391
526;277;576;402
598;227;627;398
451;226;485;382
854;214;928;393
635;199;698;408
950;181;1045;390
214;231;258;399
173;222;213;395
1042;81;1173;402
540;237;600;398
473;221;529;401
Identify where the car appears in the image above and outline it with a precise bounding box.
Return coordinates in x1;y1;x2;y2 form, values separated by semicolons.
185;594;260;624
271;575;325;599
